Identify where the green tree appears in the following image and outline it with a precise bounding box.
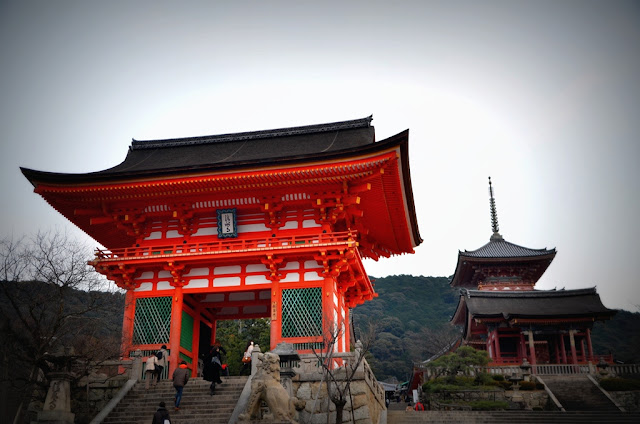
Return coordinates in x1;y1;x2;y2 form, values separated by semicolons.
427;346;489;382
215;318;270;375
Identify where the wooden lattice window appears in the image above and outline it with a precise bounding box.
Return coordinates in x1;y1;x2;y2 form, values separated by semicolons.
281;287;322;338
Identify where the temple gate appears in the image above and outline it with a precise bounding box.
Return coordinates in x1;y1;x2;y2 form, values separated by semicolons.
22;116;421;376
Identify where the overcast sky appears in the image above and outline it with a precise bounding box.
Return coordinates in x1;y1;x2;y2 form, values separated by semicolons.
1;1;639;311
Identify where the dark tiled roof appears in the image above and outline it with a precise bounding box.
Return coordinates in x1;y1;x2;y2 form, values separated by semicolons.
21;117;377;184
461;288;616;319
130;116;373;150
461;239;555;258
105;116;374;174
449;236;557;288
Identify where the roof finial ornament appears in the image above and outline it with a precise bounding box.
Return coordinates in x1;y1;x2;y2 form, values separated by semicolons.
488;177;503;241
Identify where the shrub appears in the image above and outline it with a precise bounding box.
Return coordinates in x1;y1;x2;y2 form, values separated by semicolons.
496;381;512;390
468;400;509;410
599;377;640;391
519;381;536;391
491;374;505;382
475;372;498;386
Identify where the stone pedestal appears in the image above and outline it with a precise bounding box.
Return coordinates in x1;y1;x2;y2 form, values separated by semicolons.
37;372;74;424
271;342;300;398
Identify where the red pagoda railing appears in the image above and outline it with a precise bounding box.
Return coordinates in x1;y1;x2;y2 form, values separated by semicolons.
93;230;358;262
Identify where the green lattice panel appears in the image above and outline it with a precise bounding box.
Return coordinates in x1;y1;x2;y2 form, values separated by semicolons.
133;297;171;345
180;310;194;352
281;287;322;338
179;352;193;364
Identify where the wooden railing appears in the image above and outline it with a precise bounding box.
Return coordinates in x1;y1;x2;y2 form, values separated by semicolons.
93;231;357;262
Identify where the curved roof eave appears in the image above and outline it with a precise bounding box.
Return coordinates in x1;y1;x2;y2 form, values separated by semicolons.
21;129;405;187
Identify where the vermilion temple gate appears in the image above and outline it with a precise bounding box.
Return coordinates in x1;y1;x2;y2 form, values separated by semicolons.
22;117;421;376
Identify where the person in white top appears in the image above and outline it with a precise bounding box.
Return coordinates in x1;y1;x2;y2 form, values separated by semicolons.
241;341;254;375
145;354;158;389
156;345;169;383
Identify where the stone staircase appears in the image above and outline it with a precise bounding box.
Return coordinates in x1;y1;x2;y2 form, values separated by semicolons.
542;375;619;411
101;376;248;424
387;410;640;423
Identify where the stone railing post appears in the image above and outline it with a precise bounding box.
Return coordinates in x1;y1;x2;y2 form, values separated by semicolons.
130;349;143;381
251;344;261;376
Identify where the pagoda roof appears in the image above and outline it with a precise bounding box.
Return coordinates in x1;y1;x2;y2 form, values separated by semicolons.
451;287;616;326
22;116;376;184
460;238;555;259
449;236;557;288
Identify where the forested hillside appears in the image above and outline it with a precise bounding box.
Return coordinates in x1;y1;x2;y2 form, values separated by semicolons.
352;275;460;382
591;309;640;364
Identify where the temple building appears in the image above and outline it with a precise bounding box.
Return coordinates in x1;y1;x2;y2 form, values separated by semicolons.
450;178;616;366
21;116;421;375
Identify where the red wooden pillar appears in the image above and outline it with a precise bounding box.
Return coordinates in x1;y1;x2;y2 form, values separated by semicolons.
519;333;527;362
493;330;502;362
586;328;594;360
554;335;560;364
120;290;136;358
560;334;568;364
210;320;217;345
270;281;282;350
527;331;537;365
323;276;336;353
192;306;201;377
569;330;578;364
488;331;494;360
343;304;351;352
169;286;184;376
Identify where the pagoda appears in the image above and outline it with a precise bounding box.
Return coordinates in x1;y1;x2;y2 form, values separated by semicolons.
21;116;421;375
450;178;615;366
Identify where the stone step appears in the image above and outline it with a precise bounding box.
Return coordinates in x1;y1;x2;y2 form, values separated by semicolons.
101;376;248;424
542;376;618;411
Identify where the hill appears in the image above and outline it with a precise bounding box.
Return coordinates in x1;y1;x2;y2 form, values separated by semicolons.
352;275;459;382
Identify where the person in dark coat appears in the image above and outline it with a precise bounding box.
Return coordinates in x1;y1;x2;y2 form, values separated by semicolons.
203;343;226;394
152;401;170;424
172;361;190;411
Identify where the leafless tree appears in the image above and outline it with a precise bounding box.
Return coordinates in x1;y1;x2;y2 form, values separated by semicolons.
0;231;122;424
406;325;462;363
310;317;378;424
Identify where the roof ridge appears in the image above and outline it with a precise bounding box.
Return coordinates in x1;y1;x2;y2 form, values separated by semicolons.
463;238;555;255
130;116;373;150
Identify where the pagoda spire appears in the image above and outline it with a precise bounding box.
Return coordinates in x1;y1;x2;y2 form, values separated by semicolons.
488;177;503;241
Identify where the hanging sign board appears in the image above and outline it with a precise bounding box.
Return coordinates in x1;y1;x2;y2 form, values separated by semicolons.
217;208;237;238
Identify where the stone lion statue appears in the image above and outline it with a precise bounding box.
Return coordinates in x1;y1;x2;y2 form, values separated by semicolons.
239;352;304;423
